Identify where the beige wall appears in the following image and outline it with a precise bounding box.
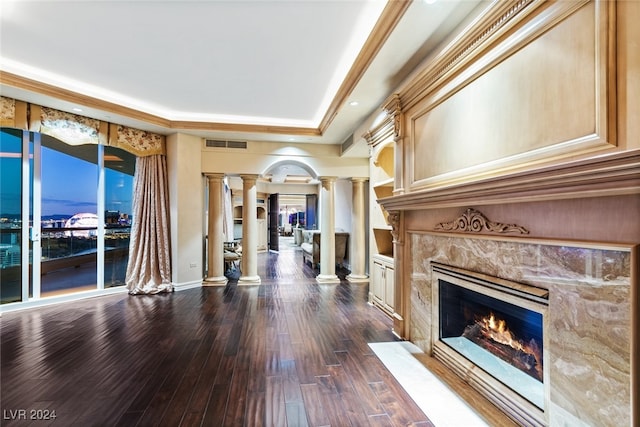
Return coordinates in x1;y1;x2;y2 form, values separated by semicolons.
201;139;369;178
167;133;204;288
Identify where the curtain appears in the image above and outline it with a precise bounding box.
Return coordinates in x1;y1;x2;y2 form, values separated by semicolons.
125;154;173;295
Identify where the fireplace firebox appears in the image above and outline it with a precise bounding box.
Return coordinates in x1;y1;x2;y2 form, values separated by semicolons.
431;262;549;427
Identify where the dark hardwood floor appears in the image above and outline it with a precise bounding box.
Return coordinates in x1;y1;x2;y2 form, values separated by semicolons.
1;241;433;426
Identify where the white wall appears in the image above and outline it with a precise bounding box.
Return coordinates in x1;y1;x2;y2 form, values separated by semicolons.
334;179;352;233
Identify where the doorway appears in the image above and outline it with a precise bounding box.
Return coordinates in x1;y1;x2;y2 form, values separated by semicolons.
277;194;307;253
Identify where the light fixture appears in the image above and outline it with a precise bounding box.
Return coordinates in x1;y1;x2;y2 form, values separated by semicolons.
349;101;359;106
72;107;83;112
424;0;437;4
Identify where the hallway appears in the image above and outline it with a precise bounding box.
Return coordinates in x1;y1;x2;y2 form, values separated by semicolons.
1;245;431;426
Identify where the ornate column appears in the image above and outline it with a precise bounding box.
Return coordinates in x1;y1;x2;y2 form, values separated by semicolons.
387;210;406;339
317;176;339;283
383;94;404;196
239;174;260;284
347;177;368;283
204;173;227;285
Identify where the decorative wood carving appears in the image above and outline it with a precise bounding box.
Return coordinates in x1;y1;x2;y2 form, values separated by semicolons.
386;210;402;244
383;94;403;140
434;208;529;235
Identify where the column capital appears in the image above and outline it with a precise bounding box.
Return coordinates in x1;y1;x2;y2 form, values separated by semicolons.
318;176;338;183
240;174;260;180
351;177;369;183
205;173;225;181
319;176;338;191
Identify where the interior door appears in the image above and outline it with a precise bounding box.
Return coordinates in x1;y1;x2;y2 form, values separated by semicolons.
268;193;279;252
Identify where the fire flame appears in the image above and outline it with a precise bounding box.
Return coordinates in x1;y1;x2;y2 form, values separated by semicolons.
480;313;526;352
477;312;543;380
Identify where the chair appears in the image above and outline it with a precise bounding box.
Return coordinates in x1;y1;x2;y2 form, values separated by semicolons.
223;241;242;273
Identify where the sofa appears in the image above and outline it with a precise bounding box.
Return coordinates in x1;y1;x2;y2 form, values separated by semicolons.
301;230;349;269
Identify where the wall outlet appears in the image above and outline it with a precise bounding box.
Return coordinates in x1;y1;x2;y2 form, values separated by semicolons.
189;262;197;268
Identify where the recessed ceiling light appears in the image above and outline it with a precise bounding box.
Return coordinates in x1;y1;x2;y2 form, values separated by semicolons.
424;0;437;4
349;101;359;106
72;107;83;112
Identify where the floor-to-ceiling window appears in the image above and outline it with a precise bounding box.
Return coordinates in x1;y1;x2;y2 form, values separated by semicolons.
0;129;23;304
0;128;135;306
103;146;135;288
40;136;99;297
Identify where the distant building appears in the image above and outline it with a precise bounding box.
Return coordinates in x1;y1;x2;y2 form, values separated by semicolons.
64;213;98;238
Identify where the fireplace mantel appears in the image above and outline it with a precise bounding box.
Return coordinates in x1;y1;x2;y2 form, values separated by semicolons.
379;149;640;211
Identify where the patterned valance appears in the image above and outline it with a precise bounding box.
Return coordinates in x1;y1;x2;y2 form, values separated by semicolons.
29;104;107;146
0;96;28;129
1;97;164;156
109;123;165;156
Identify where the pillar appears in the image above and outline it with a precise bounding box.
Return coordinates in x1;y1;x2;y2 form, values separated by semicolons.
317;176;339;283
239;174;261;284
347;177;368;283
204;174;227;286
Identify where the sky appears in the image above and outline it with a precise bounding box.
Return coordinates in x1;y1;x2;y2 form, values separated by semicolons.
0;131;133;218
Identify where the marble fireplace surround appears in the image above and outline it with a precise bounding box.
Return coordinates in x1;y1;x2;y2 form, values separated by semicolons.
409;231;635;426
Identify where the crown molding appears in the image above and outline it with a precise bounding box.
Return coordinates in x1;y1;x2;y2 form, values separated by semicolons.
318;1;411;134
1;2;411;140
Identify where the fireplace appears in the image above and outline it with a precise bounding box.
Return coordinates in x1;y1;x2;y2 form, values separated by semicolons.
431;262;549;427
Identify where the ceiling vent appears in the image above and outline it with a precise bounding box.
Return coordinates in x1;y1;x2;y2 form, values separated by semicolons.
205;139;247;149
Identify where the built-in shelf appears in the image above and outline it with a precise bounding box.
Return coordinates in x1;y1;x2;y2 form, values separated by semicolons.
373;228;394;257
369;125;397;318
373;179;394;200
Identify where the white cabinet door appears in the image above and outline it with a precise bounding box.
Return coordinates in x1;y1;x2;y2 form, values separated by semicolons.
371;261;385;303
383;265;394;312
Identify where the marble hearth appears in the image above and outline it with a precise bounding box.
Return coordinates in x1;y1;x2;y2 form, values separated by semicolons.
409;233;634;426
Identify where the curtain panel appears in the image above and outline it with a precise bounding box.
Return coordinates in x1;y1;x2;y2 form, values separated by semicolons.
126;154;173;295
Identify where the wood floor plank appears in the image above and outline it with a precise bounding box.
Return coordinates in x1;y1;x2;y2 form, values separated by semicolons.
0;243;438;427
300;383;331;426
265;375;287;427
334;350;385;416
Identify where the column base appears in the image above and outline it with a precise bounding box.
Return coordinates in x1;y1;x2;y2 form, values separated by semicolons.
203;276;228;286
316;274;340;284
238;275;261;285
346;274;369;283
